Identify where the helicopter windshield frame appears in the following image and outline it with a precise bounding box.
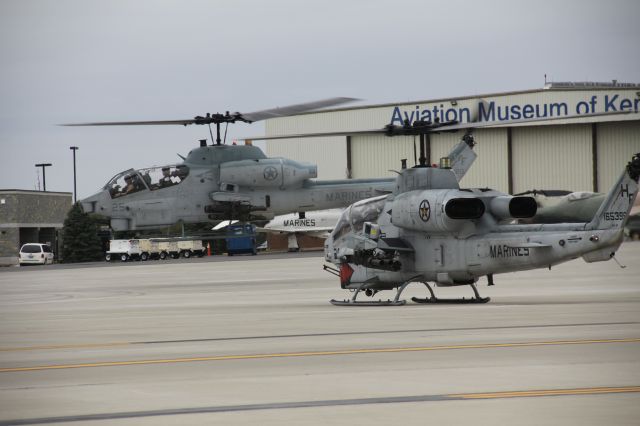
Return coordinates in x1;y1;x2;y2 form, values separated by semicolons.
104;165;190;199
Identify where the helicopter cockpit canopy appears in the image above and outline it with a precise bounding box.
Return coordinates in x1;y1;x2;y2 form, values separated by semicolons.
332;195;388;241
105;165;190;198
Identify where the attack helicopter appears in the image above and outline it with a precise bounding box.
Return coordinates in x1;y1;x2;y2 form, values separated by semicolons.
322;140;639;306
66;98;396;231
251;108;638;306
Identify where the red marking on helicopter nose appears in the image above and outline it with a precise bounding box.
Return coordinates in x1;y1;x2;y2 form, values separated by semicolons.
340;263;353;285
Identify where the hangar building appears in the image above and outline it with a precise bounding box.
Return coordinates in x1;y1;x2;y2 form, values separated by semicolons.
265;82;640;196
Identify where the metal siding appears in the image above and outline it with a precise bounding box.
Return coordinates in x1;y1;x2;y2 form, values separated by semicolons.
597;121;640;191
512;124;592;194
350;135;414;178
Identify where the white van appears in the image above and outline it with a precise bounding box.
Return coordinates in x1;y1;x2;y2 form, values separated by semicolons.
19;243;54;265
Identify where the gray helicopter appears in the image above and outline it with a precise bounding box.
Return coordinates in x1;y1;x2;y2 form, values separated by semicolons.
68;98;396;231
322;131;639;305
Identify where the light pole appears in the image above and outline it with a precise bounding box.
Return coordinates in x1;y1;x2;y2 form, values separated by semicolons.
70;146;79;203
35;163;52;191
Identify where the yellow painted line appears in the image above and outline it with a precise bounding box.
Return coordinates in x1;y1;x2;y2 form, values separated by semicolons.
1;337;638;373
0;342;131;352
450;386;640;399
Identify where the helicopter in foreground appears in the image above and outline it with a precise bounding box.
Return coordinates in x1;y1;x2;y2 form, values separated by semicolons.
68;98;396;231
321;131;639;305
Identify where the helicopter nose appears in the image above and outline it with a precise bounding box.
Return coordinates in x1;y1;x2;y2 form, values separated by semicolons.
79;191;107;215
79;199;96;214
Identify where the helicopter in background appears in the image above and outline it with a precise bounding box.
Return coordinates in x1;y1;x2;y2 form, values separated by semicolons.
67;98;397;231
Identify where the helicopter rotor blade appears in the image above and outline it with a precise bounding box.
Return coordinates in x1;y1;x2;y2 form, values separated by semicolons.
241;128;386;141
241;97;360;122
60;119;200;126
60;97;359;127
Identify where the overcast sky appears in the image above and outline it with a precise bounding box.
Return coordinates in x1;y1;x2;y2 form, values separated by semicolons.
1;0;639;199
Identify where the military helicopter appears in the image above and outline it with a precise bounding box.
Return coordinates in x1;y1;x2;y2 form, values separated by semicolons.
320;139;639;305
250;108;638;305
66;98;396;231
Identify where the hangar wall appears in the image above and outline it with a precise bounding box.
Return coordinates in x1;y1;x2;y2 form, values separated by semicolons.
597;121;640;191
266;85;640;195
511;124;593;193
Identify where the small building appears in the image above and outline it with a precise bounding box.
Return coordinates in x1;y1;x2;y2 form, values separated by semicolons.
0;190;72;266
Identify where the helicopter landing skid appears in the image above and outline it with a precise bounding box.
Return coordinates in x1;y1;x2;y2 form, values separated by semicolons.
330;299;406;306
411;282;490;304
330;277;420;306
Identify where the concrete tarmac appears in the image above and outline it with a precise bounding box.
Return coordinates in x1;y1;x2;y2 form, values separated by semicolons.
0;243;639;425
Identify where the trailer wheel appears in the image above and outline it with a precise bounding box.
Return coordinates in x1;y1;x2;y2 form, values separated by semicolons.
120;254;128;262
141;253;148;261
105;254;112;262
160;252;167;260
183;250;191;259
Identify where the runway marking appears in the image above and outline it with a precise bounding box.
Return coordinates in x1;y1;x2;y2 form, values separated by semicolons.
1;337;638;373
0;342;131;352
0;386;638;425
1;321;638;352
450;386;640;399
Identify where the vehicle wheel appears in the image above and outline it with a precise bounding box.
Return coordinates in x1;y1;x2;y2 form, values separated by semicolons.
105;254;112;262
120;254;128;262
141;253;148;261
160;252;167;260
183;250;191;258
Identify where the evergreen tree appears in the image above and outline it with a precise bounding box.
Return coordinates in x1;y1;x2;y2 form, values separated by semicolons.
61;203;104;263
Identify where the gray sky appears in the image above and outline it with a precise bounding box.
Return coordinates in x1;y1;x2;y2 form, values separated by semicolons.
1;0;639;198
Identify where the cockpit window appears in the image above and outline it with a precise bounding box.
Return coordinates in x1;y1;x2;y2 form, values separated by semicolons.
331;195;388;241
349;195;387;234
105;166;189;198
106;170;147;199
138;165;189;191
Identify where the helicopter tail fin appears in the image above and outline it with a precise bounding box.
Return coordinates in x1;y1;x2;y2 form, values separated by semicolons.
588;153;640;231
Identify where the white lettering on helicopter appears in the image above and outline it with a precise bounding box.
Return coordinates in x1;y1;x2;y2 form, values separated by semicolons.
326;190;372;203
283;219;316;227
489;245;530;258
390;95;640;126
